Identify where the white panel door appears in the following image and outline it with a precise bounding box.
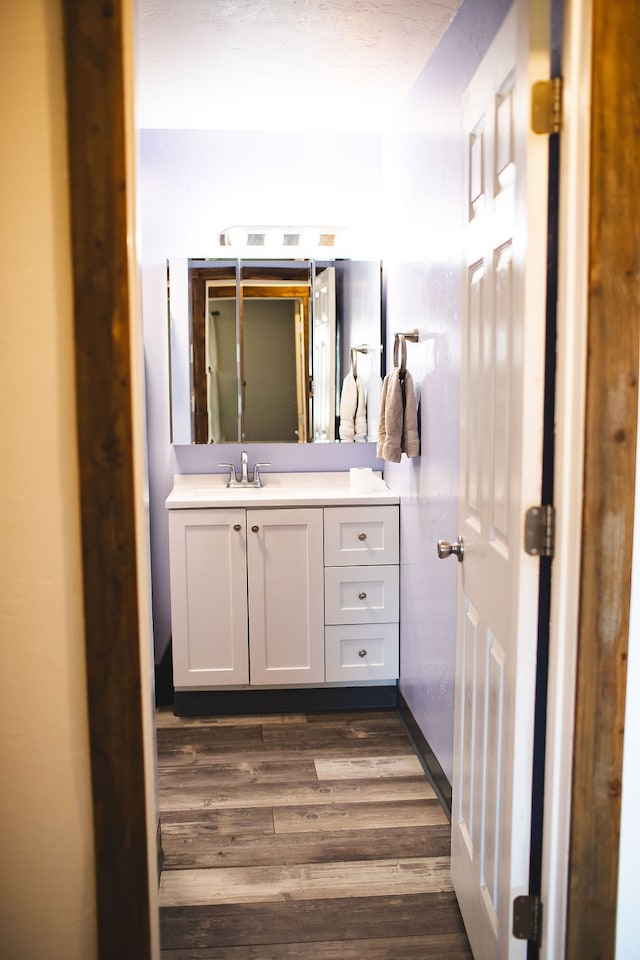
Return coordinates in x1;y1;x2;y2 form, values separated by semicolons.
247;508;324;685
168;508;249;687
451;1;550;957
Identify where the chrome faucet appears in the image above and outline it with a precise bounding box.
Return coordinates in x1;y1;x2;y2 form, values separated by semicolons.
218;451;271;488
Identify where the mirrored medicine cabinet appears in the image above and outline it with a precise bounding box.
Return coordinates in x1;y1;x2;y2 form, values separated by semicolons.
167;257;385;445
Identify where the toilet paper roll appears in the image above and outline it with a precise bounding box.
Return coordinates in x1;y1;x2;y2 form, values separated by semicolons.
350;467;373;493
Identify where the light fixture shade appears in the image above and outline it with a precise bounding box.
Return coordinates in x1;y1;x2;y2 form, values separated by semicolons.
226;226;248;247
263;228;284;248
299;228;321;248
219;226;360;255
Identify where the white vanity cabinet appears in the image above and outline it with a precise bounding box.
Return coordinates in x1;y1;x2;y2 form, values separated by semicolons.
166;472;401;699
168;506;324;688
324;506;400;682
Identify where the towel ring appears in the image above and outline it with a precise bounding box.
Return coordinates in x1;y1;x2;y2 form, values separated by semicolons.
393;330;419;374
350;345;368;378
393;334;407;374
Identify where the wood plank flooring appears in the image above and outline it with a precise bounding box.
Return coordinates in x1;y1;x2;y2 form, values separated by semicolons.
156;708;472;958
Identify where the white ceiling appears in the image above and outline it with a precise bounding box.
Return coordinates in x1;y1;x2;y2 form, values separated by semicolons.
135;0;461;132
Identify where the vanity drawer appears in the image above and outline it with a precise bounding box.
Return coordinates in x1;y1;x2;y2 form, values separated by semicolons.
325;624;399;682
323;506;399;566
324;565;399;624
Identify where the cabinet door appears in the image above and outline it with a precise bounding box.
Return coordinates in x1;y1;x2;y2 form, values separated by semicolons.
168;509;248;687
247;508;324;685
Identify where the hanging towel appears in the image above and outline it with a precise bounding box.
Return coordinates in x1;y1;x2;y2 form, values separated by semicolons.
339;372;367;442
377;368;420;462
401;370;420;457
377;369;401;461
376;373;389;457
354;375;367;441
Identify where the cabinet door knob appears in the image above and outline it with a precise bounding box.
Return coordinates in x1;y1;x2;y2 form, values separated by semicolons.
358;649;367;658
233;524;242;531
358;532;367;541
358;591;367;600
251;525;259;533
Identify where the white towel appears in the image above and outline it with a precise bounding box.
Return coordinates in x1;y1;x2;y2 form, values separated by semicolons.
339;372;367;442
376;368;420;462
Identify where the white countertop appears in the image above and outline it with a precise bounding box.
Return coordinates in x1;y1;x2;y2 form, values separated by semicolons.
165;471;399;509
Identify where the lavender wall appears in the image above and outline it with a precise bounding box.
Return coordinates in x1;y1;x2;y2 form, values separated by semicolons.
382;0;512;781
139;130;385;660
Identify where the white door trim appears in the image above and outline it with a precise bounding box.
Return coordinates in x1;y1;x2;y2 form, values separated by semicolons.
540;0;592;955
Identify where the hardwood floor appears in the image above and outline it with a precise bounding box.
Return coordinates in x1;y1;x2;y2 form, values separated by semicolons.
156;708;473;958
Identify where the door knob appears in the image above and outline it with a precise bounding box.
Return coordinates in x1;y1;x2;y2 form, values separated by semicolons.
437;537;464;562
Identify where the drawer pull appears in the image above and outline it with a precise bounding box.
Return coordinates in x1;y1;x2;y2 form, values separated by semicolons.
233;524;242;531
358;591;367;600
358;649;367;658
251;525;259;533
358;532;367;541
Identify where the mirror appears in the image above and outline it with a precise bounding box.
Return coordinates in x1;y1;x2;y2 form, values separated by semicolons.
168;257;384;444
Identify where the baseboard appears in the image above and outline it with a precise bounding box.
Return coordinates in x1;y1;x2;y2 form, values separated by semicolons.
154;640;174;708
156;818;163;884
173;684;398;716
397;692;452;820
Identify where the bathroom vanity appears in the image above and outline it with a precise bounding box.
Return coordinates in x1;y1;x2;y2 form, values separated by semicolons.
166;472;400;714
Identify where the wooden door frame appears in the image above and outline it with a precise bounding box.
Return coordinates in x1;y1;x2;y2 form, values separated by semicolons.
62;1;157;956
563;0;639;955
61;0;637;958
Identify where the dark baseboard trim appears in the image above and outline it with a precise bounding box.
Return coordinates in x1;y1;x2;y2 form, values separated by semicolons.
156;819;163;884
398;692;452;820
173;685;398;716
154;640;174;708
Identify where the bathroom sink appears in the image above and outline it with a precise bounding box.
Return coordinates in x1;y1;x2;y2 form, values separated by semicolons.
165;472;398;509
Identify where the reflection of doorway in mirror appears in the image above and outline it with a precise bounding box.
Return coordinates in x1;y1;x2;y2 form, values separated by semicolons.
205;276;311;443
243;299;301;442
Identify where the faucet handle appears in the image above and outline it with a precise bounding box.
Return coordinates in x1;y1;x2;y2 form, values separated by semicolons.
217;463;237;487
252;462;271;487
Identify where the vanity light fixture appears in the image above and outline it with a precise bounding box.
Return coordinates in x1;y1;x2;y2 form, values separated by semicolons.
225;226;249;247
219;226;360;254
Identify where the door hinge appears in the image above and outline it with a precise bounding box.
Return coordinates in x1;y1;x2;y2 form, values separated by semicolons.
524;505;555;557
531;77;563;134
513;894;543;944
